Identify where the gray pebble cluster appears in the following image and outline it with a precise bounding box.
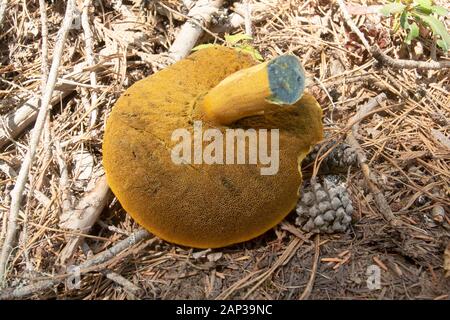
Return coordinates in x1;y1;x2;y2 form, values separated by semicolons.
296;176;354;234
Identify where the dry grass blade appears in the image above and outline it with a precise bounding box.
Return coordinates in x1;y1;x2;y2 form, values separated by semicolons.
217;237;305;300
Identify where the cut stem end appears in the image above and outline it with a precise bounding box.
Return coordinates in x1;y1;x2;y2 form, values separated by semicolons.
201;55;305;125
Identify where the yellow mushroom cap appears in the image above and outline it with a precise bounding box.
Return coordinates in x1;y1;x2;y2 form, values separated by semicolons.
103;46;323;248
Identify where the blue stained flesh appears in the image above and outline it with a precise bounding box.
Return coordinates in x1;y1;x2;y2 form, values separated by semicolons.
267;55;305;105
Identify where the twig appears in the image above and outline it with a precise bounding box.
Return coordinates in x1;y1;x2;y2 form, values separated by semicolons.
182;0;195;10
371;46;450;70
348;93;388;134
81;0;98;127
38;0;53;192
299;234;320;300
102;270;144;298
345;93;401;226
58;175;110;264
0;62;92;150
243;0;252;37
0;0;77;286
0;0;7;27
54;142;72;214
38;2;49;83
336;0;371;52
168;0;224;62
337;0;450;70
209;2;269;34
0;229;151;299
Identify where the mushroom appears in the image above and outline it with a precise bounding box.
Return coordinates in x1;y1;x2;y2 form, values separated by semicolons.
103;46;323;248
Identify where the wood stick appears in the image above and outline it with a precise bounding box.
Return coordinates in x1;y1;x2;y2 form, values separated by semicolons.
371;46;450;70
336;0;371;52
0;229;151;299
168;0;224;62
80;0;98;127
103;270;144;298
210;2;270;34
243;0;252;37
39;0;52;170
58;175;110;264
345;93;401;226
0;0;77;286
0;0;7;27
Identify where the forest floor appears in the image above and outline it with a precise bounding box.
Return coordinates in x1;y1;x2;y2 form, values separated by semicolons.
0;0;449;299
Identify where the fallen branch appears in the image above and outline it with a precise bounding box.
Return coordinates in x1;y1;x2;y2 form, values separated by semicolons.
58;175;110;264
0;0;77;286
345;93;401;226
102;270;144;298
168;0;224;62
371;46;450;70
0;229;152;299
444;242;450;278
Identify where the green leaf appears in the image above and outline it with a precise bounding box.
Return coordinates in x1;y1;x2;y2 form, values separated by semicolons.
417;13;450;50
191;43;215;51
235;45;264;61
405;22;419;44
415;0;432;8
414;0;433;14
380;3;406;16
224;33;253;45
436;39;449;51
431;6;448;16
400;10;409;29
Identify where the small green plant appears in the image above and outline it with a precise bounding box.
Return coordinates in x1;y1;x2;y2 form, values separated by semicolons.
380;0;450;51
192;33;264;61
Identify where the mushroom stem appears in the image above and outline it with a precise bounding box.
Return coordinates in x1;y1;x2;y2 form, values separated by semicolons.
201;55;305;125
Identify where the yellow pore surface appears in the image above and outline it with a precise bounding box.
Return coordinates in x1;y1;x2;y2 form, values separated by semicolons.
103;46;323;248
